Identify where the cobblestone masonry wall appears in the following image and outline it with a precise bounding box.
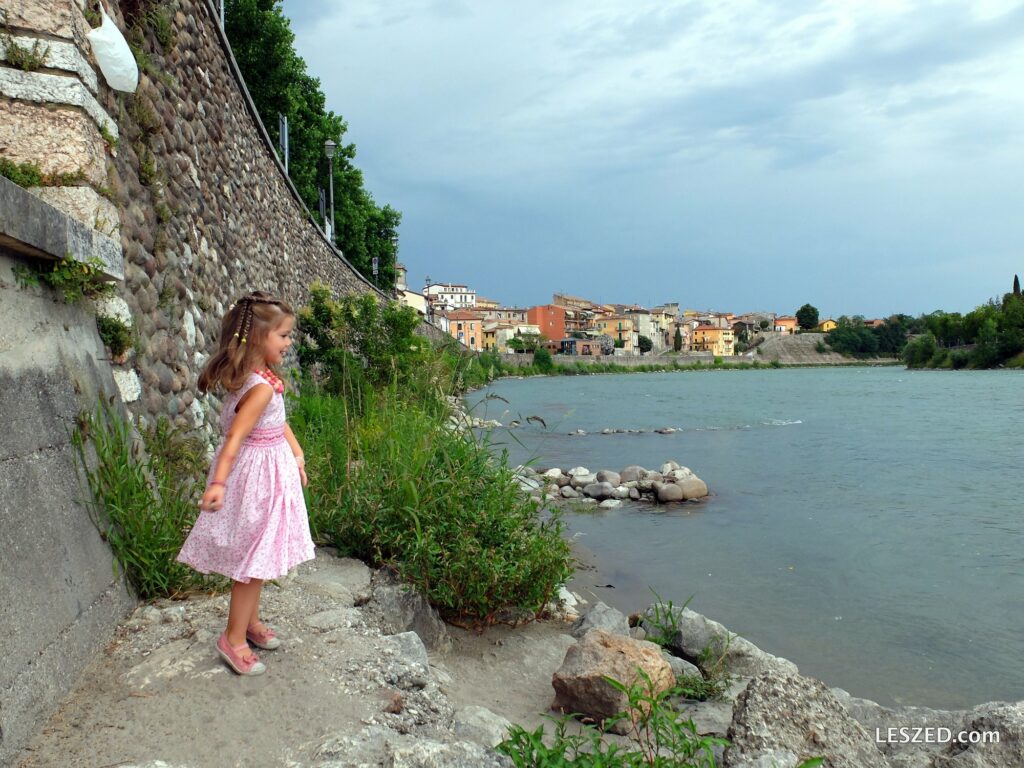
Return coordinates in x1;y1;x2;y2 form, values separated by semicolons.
0;0;442;434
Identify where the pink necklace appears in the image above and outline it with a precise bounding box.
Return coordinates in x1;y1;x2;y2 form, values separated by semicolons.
254;367;285;394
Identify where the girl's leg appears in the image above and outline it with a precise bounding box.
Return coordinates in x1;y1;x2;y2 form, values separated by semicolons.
246;580;266;631
225;578;263;654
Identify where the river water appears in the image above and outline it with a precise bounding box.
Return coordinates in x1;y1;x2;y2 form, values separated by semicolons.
467;367;1024;709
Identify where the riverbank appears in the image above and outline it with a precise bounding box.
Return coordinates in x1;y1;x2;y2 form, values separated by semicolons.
17;547;1022;767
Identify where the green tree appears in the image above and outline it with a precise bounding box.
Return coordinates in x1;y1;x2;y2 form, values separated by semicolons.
759;319;769;330
796;303;819;330
533;347;554;373
224;0;400;289
1014;274;1020;297
673;326;683;352
637;335;653;354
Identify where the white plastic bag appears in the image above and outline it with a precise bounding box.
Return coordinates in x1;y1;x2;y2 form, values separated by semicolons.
87;6;138;93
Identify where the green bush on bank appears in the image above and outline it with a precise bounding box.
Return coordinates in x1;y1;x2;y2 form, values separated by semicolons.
290;386;572;620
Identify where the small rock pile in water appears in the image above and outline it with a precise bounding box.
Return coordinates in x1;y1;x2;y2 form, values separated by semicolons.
516;461;709;508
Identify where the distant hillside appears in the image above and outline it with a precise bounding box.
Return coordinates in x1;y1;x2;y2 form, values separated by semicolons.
756;333;897;365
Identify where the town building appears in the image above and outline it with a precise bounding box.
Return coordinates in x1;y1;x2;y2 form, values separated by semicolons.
426;283;476;311
774;316;798;334
527;304;568;343
595;314;639;353
691;325;736;356
446;309;484;349
816;319;838;333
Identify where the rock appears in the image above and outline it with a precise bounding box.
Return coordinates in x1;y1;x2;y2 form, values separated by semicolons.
517;476;542;492
161;605;186;623
139;605;162;624
727;750;801;768
656;483;685;503
661;650;701;679
542;467;563;479
642;470;664;483
599;499;622;509
305;607;361;630
455;705;514;748
612;485;630;499
583;482;615;500
930;701;1024;767
628;488;641;501
596;470;621;485
390;739;514;767
370;571;452;652
551;629;675;734
619;465;645;483
560;485;580;499
660;461;681;473
601;428;614;435
667;467;696;481
571;601;630;639
568;466;591;477
724;671;890;768
650;607;798;678
678;477;709;500
678;699;735;737
655;427;676;434
570;472;598;488
387;631;431;673
555;474;573;488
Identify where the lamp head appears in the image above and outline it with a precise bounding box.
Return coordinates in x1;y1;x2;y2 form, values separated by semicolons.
324;139;337;159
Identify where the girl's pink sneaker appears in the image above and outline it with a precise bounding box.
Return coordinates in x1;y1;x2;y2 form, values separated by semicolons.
217;633;266;675
246;624;282;650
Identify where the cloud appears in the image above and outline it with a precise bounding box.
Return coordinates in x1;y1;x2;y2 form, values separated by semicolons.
280;0;1024;315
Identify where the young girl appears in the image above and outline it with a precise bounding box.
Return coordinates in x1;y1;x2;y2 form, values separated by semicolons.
177;291;315;676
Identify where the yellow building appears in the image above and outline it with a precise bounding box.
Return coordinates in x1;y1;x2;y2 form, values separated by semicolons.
816;319;838;333
691;325;736;356
595;314;638;352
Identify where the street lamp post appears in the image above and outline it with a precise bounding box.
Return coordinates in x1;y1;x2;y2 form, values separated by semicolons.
424;275;432;324
324;139;336;241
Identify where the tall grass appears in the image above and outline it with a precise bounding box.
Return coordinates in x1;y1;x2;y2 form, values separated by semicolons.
291;384;573;622
72;404;223;598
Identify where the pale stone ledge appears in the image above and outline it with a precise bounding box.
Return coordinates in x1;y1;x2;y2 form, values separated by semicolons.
0;35;99;94
112;369;141;402
2;0;93;46
31;186;120;237
0;176;123;281
0;68;117;139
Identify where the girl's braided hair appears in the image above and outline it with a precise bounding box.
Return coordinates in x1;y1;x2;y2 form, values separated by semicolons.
197;291;295;394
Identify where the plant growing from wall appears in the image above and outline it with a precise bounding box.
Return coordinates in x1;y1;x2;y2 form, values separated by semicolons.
96;315;132;358
13;254;115;303
0;10;50;71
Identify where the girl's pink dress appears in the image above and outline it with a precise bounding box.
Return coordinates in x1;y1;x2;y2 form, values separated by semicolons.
177;372;315;583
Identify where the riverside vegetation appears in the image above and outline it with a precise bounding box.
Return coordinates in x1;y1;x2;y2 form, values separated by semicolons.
72;283;829;765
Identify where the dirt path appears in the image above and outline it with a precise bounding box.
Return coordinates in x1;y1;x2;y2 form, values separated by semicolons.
15;550;580;768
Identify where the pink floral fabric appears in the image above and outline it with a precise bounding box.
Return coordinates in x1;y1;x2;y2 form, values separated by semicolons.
177;373;315;583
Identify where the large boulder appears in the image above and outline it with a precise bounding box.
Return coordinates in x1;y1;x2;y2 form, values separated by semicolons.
620;465;645;483
647;607;798;678
660;460;681;474
551;629;675;734
570;472;598;488
596;470;621;486
370;570;451;652
582;482;616;500
678;477;709;500
571;601;630;639
724;671;891;767
454;706;514;748
655;482;684;503
931;701;1024;768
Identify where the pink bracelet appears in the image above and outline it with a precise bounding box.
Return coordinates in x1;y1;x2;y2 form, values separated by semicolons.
209;480;226;488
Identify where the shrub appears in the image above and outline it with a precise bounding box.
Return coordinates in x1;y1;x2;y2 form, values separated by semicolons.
72;404;221;599
533;347;554;373
13;254;115;303
290;385;573;622
96;314;132;357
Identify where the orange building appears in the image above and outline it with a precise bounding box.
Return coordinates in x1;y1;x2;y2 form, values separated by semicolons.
447;309;484;350
774;316;798;335
527;304;567;343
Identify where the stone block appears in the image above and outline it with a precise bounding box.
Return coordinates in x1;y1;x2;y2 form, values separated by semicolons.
0;99;107;186
2;0;91;44
0;35;99;93
0;69;117;139
31;186;120;236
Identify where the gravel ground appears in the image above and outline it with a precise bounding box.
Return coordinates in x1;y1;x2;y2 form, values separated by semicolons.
15;549;581;768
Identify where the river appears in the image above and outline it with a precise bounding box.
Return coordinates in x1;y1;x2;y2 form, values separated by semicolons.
467;366;1024;709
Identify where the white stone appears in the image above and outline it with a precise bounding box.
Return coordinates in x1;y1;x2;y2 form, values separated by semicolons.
94;295;132;326
0;68;117;138
557;586;577;608
0;35;99;93
182;311;195;347
189;399;205;428
112;369;141;402
599;499;622;509
542;467;563;479
568;466;590;476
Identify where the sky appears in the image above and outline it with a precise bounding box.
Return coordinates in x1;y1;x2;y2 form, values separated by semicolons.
280;0;1024;318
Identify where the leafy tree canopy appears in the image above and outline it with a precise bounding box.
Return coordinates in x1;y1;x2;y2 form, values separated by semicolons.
796;303;819;330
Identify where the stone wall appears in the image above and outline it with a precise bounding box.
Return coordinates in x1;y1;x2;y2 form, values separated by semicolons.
0;181;135;765
0;0;437;759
